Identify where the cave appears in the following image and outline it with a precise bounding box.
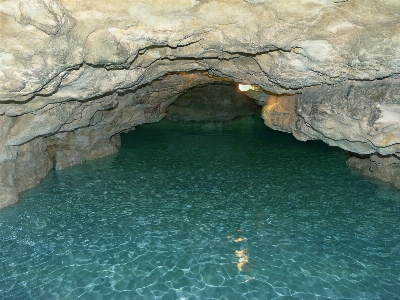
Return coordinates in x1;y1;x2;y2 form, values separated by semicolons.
1;0;400;298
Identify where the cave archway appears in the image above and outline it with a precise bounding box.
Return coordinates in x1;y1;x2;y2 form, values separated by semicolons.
3;71;400;209
1;0;400;209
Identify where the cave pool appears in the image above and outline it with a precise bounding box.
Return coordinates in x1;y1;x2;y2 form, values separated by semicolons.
1;115;399;299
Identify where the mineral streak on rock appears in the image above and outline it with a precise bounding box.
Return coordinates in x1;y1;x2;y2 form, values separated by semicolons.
0;0;400;208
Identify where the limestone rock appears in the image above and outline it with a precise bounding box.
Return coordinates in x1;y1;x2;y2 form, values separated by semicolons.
15;137;53;193
0;161;18;209
48;133;121;170
1;0;400;103
295;78;400;155
347;154;400;189
262;95;298;134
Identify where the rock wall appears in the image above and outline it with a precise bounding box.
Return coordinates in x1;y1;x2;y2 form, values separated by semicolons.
347;153;400;189
0;0;400;207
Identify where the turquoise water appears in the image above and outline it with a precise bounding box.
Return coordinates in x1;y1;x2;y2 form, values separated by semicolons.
1;116;400;299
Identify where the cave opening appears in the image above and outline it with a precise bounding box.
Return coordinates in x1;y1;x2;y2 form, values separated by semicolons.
1;82;400;299
164;83;262;123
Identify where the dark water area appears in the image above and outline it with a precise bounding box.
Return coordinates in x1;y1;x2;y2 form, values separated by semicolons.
0;116;399;299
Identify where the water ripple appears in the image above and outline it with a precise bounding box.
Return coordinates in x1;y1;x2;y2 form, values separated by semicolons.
1;117;400;299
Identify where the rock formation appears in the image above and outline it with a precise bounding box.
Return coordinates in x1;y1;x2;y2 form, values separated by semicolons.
0;0;400;208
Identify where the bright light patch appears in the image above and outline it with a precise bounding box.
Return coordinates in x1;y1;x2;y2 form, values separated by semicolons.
238;84;254;91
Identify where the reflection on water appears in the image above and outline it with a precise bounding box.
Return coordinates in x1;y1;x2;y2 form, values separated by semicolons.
0;116;399;299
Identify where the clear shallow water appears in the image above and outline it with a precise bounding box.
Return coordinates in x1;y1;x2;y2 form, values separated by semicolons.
1;116;400;300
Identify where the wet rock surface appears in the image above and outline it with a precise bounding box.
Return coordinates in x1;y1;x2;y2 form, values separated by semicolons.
262;95;298;135
347;153;400;190
294;79;400;155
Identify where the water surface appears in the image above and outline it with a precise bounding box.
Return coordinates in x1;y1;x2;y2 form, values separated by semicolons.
1;116;399;299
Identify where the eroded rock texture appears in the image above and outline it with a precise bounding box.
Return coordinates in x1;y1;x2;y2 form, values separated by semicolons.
0;0;400;207
347;153;400;190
